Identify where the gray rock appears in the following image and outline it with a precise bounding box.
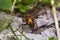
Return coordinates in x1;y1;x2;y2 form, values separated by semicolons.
0;11;59;40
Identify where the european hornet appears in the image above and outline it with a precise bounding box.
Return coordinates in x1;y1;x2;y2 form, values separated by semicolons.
17;7;46;31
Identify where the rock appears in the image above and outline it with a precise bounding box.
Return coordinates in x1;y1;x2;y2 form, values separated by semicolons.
0;28;56;40
35;15;48;27
0;10;59;40
35;9;60;27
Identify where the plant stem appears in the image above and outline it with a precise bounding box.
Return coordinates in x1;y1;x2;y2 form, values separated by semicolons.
9;0;19;40
7;18;19;40
11;0;16;12
18;28;30;40
20;32;30;40
9;26;19;40
51;0;60;40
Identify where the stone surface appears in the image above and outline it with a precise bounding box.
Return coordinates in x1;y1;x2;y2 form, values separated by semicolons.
0;10;60;40
0;28;56;40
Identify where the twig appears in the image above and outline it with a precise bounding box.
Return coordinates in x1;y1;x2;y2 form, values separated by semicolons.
51;0;60;40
